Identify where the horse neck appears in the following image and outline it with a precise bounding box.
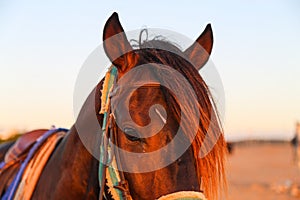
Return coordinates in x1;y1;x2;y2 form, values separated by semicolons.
34;82;104;199
32;83;103;199
45;84;103;198
49;84;104;199
32;126;100;199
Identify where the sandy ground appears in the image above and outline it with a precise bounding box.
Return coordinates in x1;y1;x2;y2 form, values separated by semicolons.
227;143;300;200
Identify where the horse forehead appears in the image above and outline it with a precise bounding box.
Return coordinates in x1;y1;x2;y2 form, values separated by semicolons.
122;86;166;112
111;85;166;124
130;86;164;103
112;77;163;103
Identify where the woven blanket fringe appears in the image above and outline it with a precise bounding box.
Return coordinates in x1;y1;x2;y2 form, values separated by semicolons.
13;131;66;200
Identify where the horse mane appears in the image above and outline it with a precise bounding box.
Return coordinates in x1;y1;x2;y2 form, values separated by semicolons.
132;30;227;200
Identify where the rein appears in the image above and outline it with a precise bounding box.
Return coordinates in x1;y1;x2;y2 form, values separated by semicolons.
98;66;132;200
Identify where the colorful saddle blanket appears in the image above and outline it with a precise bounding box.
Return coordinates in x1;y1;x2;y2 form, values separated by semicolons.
0;128;68;200
4;129;48;163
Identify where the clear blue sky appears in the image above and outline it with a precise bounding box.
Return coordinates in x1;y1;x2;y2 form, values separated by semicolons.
0;1;299;140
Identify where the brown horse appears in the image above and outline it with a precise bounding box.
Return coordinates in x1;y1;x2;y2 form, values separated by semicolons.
0;12;226;200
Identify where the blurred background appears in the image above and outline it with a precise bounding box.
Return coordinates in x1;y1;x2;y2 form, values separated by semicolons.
0;1;300;199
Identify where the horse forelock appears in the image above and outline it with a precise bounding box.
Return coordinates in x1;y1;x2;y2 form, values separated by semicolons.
131;35;227;200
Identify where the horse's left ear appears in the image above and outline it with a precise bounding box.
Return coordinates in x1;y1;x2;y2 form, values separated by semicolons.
184;24;213;70
103;12;138;73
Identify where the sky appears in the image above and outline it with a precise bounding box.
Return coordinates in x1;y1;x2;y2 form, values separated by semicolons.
0;1;299;140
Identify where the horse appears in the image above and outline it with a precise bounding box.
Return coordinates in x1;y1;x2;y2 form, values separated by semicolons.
0;12;227;200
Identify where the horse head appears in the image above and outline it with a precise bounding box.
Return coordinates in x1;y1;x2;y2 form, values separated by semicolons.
99;12;226;200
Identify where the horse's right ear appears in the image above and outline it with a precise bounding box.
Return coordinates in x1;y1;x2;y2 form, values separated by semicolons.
184;24;213;70
103;12;138;73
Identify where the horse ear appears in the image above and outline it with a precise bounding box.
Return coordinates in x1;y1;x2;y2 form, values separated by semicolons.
103;12;138;73
184;24;213;70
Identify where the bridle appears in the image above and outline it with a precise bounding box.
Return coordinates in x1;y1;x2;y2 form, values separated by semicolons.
97;66;167;200
98;66;132;200
97;66;207;200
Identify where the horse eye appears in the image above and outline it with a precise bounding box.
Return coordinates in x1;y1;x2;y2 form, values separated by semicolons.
124;128;140;142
